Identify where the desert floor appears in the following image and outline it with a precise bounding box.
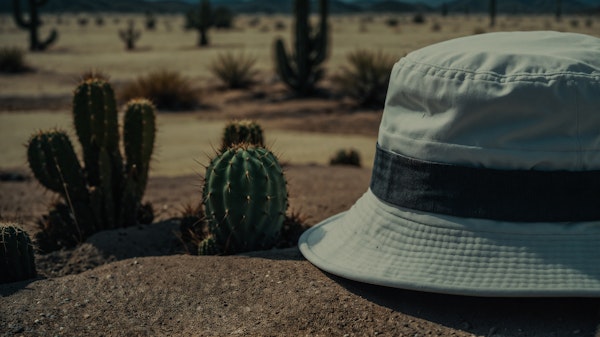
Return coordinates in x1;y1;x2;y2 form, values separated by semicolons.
1;12;600;336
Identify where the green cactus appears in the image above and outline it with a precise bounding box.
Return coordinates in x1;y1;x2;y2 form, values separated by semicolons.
1;222;36;284
27;78;156;251
185;0;212;47
119;20;141;50
221;120;265;151
274;0;329;97
12;0;58;51
202;144;288;254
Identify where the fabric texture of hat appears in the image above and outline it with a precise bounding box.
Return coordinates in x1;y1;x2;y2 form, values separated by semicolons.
298;31;600;297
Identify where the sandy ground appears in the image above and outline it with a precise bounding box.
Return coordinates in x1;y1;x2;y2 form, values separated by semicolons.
1;12;600;337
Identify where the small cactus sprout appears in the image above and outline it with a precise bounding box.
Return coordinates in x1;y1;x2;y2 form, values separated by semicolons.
203;144;288;254
330;148;361;167
0;222;36;284
221;119;265;151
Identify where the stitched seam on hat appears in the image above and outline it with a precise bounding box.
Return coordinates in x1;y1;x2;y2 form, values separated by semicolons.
401;58;600;84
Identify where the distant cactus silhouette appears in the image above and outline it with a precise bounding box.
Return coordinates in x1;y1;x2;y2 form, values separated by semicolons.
119;20;141;50
186;0;212;46
274;0;329;97
12;0;58;51
489;0;496;27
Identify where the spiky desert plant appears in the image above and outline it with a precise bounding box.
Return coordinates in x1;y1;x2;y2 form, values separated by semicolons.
274;0;329;97
330;148;361;167
12;0;58;51
0;222;36;284
209;52;258;89
332;49;396;108
201;144;288;255
221;119;265;151
27;77;156;251
120;70;199;111
119;20;141;51
185;0;213;47
0;47;29;73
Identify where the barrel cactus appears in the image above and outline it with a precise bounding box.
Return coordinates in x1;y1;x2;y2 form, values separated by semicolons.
221;119;265;151
1;222;36;284
27;77;156;251
202;144;288;254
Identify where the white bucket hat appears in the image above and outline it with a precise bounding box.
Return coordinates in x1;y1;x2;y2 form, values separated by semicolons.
299;31;600;297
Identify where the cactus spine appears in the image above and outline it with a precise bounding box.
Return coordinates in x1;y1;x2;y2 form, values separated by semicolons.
119;20;141;50
221;120;265;151
12;0;58;51
274;0;328;97
186;0;212;47
202;144;288;254
27;78;156;250
1;222;36;284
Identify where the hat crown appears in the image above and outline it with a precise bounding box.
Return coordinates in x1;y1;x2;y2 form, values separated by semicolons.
380;31;600;171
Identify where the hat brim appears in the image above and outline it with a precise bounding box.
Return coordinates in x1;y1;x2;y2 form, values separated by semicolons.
298;189;600;297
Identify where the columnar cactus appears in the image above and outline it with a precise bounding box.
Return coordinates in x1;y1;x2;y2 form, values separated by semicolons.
0;222;36;284
489;0;496;27
221;120;265;151
274;0;329;97
12;0;58;51
119;20;141;50
185;0;212;47
201;144;288;254
27;77;156;251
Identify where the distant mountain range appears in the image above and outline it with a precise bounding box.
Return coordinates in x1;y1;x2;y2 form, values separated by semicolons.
2;0;598;14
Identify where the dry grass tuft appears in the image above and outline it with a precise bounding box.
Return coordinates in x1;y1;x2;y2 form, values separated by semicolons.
332;49;396;108
120;70;200;111
208;51;258;89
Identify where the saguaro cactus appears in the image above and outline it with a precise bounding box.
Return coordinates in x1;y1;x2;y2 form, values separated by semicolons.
0;222;36;284
27;77;156;250
274;0;329;97
12;0;58;51
202;144;288;254
186;0;212;47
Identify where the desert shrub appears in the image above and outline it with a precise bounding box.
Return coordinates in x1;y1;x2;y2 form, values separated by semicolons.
385;17;399;27
209;52;258;89
431;21;441;32
120;70;200;111
332;49;396;108
330;148;361;167
0;47;29;73
413;13;426;24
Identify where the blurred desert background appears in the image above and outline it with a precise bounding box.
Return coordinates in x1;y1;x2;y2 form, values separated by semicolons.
1;4;598;177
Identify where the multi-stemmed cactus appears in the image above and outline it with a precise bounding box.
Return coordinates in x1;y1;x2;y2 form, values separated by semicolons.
274;0;329;97
12;0;58;51
221;119;265;151
27;77;156;251
185;0;212;47
201;144;288;255
0;222;36;284
119;20;141;50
